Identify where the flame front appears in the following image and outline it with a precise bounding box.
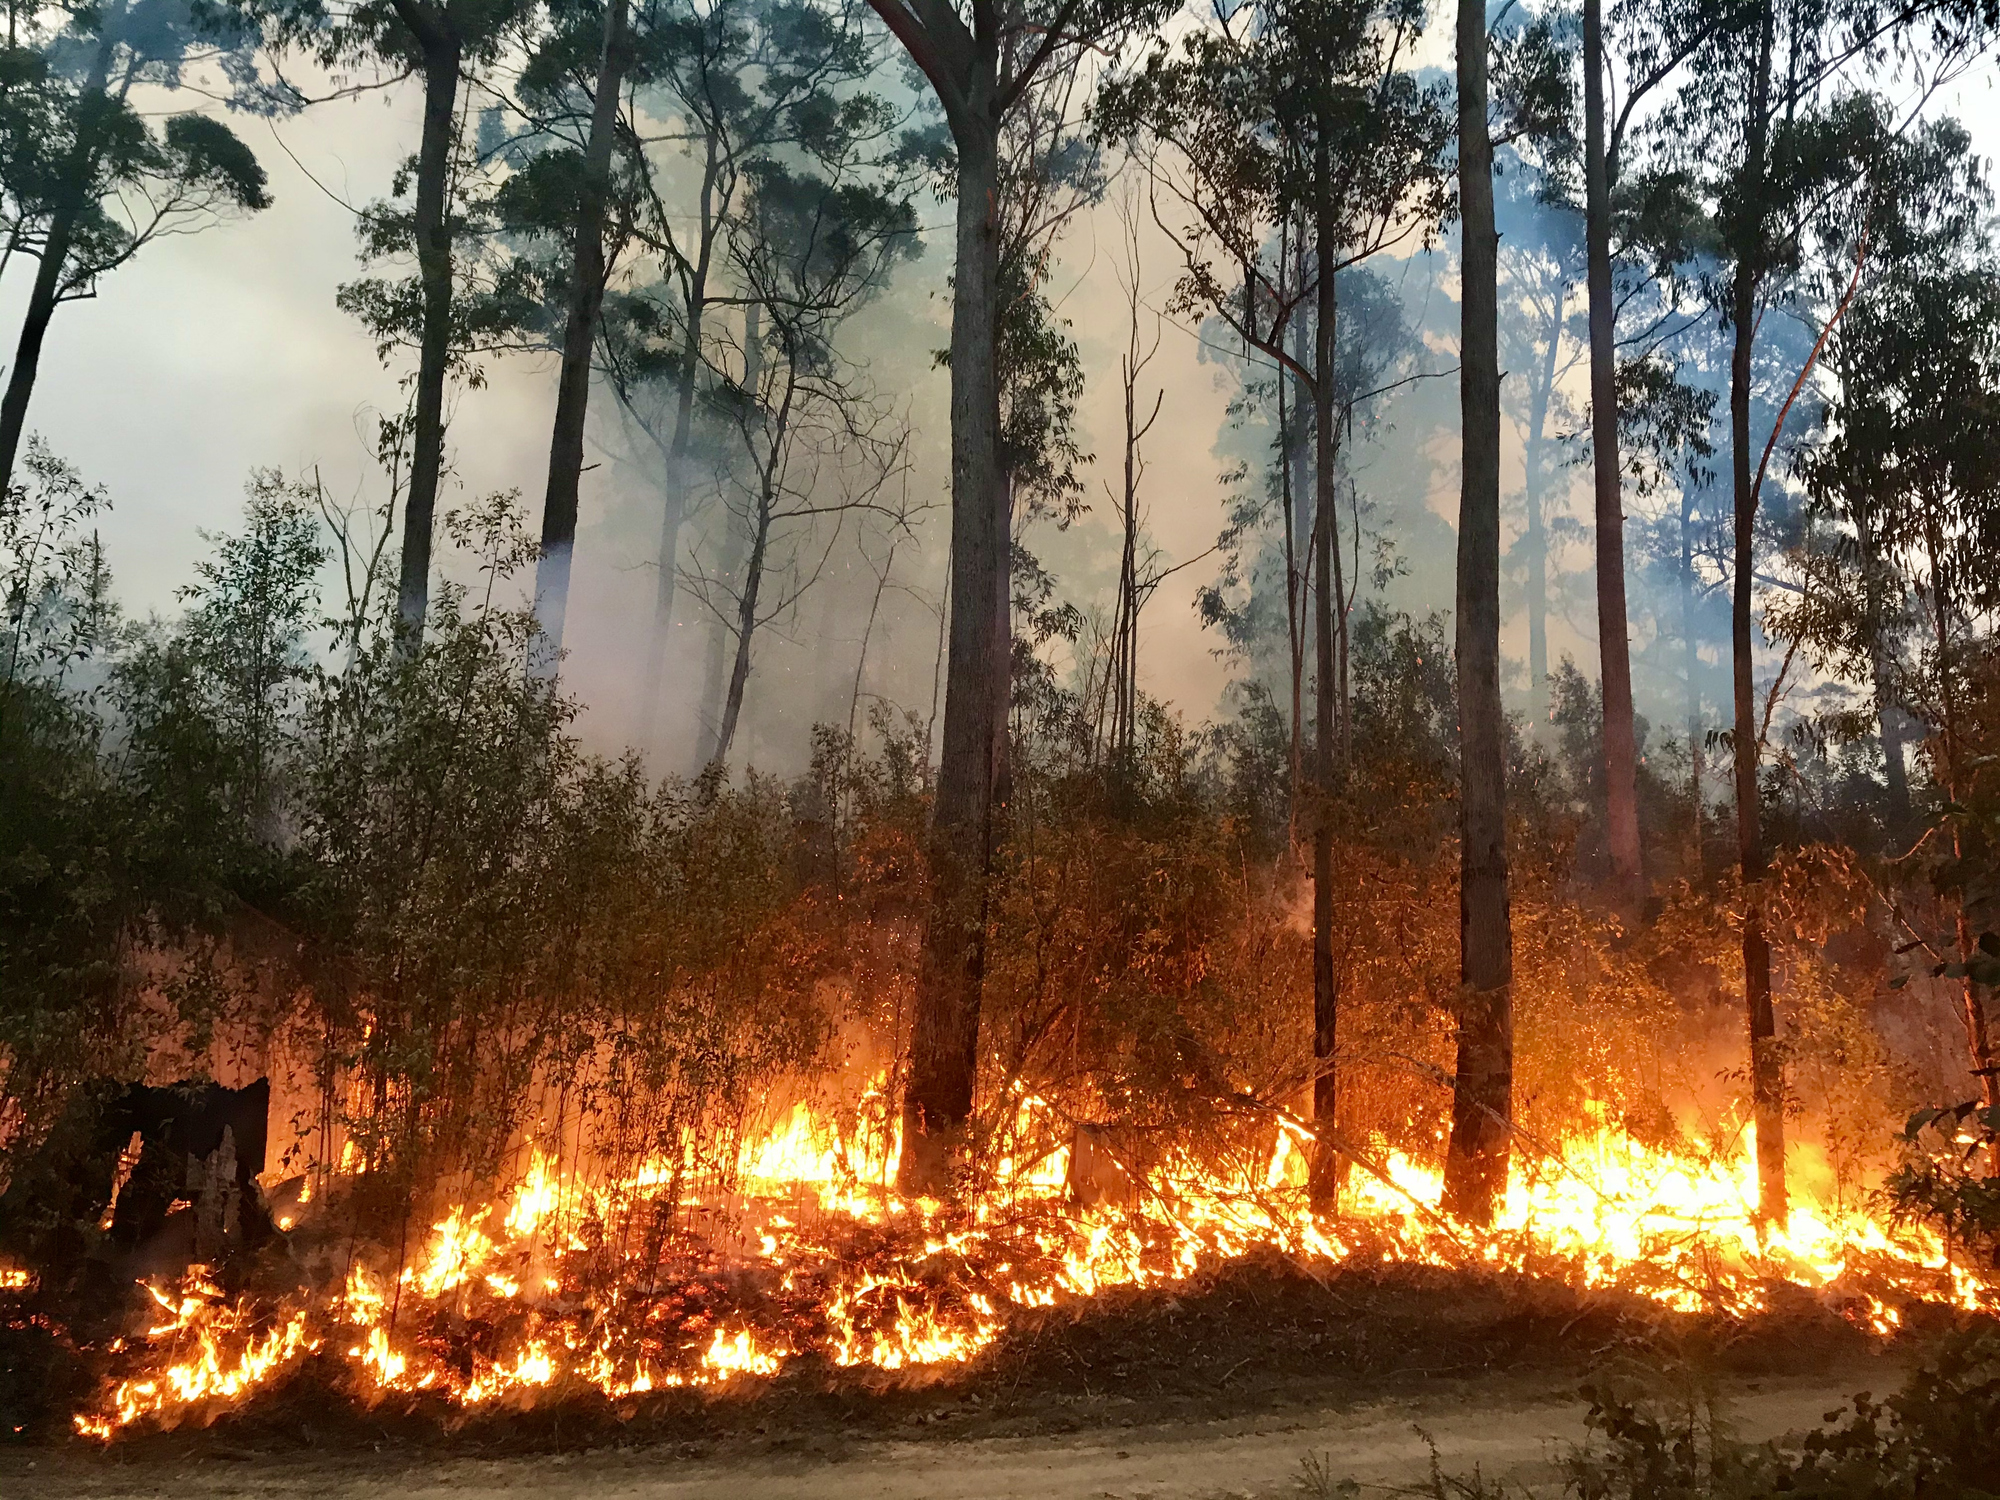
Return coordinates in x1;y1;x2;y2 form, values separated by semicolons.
73;1088;1996;1437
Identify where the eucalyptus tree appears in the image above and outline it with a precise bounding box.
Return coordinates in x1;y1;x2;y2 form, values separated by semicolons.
1494;164;1583;734
242;0;535;641
0;0;272;497
1578;0;1723;912
519;0;643;670
1099;0;1450;1210
867;0;1173;1196
1788;112;2000;1138
1660;0;1993;1224
691;159;918;765
605;0;899;745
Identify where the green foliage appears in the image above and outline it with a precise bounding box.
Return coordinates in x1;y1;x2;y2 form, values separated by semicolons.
1565;1333;2000;1498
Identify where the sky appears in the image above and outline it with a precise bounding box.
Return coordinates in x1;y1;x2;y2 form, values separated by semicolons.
7;22;1997;771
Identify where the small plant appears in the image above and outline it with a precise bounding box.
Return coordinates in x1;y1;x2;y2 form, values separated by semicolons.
1562;1332;2000;1498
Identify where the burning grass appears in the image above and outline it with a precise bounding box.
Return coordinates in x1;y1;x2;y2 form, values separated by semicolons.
39;1083;1996;1445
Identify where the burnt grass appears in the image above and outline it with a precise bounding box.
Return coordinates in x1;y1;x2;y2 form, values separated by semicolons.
5;1251;1979;1462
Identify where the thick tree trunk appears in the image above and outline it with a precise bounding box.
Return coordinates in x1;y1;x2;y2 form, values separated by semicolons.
1287;297;1312;838
1444;0;1513;1226
1729;0;1785;1228
395;26;464;643
532;0;629;674
1584;0;1643;916
1309;165;1341;1210
0;234;68;498
899;107;1003;1196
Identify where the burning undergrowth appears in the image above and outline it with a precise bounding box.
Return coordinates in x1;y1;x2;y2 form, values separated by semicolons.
17;1079;1995;1446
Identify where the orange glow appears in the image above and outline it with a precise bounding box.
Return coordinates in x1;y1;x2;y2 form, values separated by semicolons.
73;1085;1997;1437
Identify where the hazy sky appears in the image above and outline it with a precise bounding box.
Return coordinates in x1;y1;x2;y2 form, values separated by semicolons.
7;30;1996;765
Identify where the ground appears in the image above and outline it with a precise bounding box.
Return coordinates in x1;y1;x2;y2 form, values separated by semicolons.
0;1260;1944;1499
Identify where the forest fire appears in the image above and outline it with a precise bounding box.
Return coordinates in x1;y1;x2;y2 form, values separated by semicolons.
68;1082;1995;1440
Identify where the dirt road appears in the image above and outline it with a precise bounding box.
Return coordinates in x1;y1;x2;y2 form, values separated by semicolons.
1;1366;1887;1500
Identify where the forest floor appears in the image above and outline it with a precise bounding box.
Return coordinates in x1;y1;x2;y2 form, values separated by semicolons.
0;1258;1936;1499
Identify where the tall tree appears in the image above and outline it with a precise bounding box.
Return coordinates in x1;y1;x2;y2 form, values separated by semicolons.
1442;0;1511;1225
0;0;271;496
870;0;1170;1194
248;0;534;640
607;0;896;749
1788;112;2000;1144
1582;0;1642;911
1665;0;1989;1223
527;0;637;669
693;160;917;763
1100;0;1449;1210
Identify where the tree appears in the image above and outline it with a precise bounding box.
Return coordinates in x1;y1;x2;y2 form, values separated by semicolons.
246;0;534;640
1495;165;1583;736
0;0;272;497
870;0;1171;1194
1788;111;2000;1154
1441;0;1509;1225
1100;0;1450;1209
601;0;901;750
1663;0;1990;1224
690;160;917;764
524;0;639;670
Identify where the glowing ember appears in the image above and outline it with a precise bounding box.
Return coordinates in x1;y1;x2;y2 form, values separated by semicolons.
70;1088;1998;1438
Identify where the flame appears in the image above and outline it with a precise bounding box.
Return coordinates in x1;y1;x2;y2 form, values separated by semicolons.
72;1087;1997;1437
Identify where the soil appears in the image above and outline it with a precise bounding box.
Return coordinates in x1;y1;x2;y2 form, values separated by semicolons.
0;1258;1950;1499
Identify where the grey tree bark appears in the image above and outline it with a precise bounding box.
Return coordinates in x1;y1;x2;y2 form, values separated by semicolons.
1584;0;1644;915
638;133;727;749
1308;145;1343;1213
1728;0;1785;1227
392;4;464;644
898;107;1004;1196
1443;0;1514;1226
532;0;631;672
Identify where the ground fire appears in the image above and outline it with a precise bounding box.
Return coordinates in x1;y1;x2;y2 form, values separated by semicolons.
35;1067;1989;1440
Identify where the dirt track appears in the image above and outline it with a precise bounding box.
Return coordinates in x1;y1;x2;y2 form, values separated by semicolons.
0;1366;1890;1499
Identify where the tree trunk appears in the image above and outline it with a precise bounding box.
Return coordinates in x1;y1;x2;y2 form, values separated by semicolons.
532;0;629;674
992;466;1012;808
1681;480;1705;867
1729;0;1785;1228
712;483;771;765
900;106;1003;1196
0;231;70;499
395;24;464;643
1521;284;1560;735
0;18;119;497
696;301;760;767
1585;0;1643;916
1286;292;1312;840
1308;153;1342;1212
1444;0;1513;1226
637;134;725;748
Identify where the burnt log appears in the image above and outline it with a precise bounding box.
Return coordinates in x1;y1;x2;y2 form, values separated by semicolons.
0;1077;275;1283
